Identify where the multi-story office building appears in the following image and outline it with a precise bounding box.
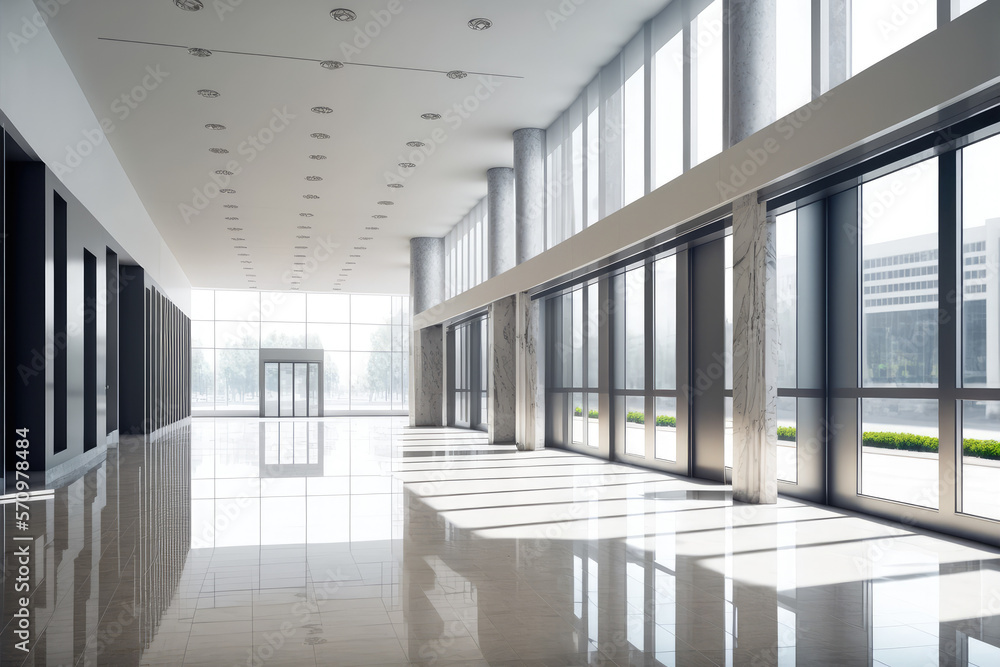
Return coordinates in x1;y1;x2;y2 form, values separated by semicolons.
3;1;1000;665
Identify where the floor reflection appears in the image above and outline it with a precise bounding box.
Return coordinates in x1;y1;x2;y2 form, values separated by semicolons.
3;417;1000;666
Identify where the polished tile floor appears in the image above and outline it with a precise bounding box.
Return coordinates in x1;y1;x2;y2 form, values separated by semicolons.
3;417;1000;666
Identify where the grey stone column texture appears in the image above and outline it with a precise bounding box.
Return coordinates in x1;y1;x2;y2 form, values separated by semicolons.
409;237;444;316
410;325;444;427
515;292;545;450
514;129;545;264
731;192;778;504
487;296;517;444
488;167;516;278
729;0;777;146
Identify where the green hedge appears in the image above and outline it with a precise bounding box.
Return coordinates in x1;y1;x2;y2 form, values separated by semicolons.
776;427;1000;461
573;407;600;418
622;412;677;427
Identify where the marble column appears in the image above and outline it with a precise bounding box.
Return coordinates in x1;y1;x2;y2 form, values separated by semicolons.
487;296;517;444
728;0;777;146
732;192;778;504
488;167;515;278
410;325;444;427
409;237;444;315
514;129;545;265
515;292;545;450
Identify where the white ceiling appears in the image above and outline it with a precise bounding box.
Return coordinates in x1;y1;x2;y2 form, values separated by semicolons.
40;0;669;294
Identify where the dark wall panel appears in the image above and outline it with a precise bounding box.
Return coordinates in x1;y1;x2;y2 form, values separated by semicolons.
119;266;147;435
54;194;67;453
106;248;119;434
4;162;47;475
83;249;97;451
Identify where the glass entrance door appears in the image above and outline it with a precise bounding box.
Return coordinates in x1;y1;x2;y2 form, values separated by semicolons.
263;362;321;417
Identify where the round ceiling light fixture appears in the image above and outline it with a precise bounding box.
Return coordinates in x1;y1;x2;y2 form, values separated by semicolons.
300;213;314;218
303;194;320;199
197;89;220;98
225;216;239;220
220;188;236;194
311;106;334;114
420;113;442;120
297;225;312;230
205;123;226;130
468;18;493;31
310;132;330;140
309;154;328;160
188;47;212;57
387;183;403;189
330;8;357;21
377;201;394;206
358;236;373;241
320;60;344;70
227;227;243;232
224;204;238;209
306;176;323;182
406;141;425;148
297;235;311;239
446;70;468;80
398;162;416;169
175;0;204;10
209;147;229;154
365;226;380;230
371;215;387;220
216;169;234;175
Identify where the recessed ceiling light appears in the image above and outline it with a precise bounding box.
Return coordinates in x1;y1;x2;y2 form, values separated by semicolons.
293;262;306;265
398;162;416;169
309;155;327;160
294;254;307;258
420;113;442;120
343;268;353;271
320;60;344;70
238;253;250;257
447;70;468;80
346;262;357;265
306;176;323;182
220;188;236;194
311;106;334;114
205;123;226;131
231;237;245;241
175;0;204;10
330;8;357;21
241;260;252;264
197;89;220;98
377;201;394;206
349;254;361;258
297;225;312;229
406;141;425;148
209;147;229;154
303;194;320;199
387;183;403;189
225;216;239;220
365;226;380;230
234;245;247;248
295;246;308;249
310;133;330;139
216;169;234;175
224;204;238;209
358;236;373;241
354;246;367;250
227;227;243;231
371;215;387;220
468;18;493;31
188;47;213;57
300;213;314;217
297;235;311;239
246;274;256;277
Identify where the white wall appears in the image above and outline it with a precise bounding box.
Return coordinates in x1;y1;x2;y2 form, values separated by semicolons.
0;0;191;313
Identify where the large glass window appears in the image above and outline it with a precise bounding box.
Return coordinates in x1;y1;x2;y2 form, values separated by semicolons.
191;290;408;413
861;160;939;388
852;0;936;76
547;282;600;450
961;134;999;388
861;398;939;508
776;0;812;117
692;0;723;165
623;32;646;207
652;21;683;189
776;211;798;483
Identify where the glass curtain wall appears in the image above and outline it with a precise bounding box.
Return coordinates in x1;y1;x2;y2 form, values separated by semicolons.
191;290;409;414
444;197;489;300
450;316;487;430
